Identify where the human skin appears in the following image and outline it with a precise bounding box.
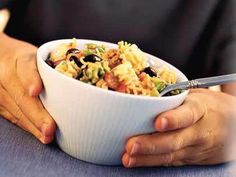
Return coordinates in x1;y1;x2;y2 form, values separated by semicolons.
0;33;56;144
0;32;235;167
122;88;236;167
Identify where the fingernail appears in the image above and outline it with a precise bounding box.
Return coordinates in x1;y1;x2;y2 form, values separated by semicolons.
128;157;136;167
160;118;168;130
131;142;140;155
39;136;46;144
41;123;50;136
40;135;54;144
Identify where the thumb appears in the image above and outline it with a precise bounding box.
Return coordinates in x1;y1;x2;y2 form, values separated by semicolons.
155;91;206;132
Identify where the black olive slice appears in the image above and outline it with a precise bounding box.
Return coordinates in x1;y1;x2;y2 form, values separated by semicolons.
142;67;157;77
83;54;102;63
66;48;80;56
76;72;84;80
69;55;83;67
45;58;55;68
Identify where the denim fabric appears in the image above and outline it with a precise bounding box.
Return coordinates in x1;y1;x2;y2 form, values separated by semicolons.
0;118;234;177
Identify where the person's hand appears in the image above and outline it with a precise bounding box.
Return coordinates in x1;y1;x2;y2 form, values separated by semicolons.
0;33;56;144
122;88;236;167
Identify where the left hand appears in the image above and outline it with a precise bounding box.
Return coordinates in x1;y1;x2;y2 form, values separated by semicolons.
0;33;56;144
122;89;236;168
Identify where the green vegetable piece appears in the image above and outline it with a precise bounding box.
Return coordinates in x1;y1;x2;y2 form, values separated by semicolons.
151;88;159;97
151;77;167;92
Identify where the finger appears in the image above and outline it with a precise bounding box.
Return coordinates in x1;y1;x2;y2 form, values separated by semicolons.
1;75;56;137
122;153;184;168
155;92;206;132
125;128;196;156
0;86;18;124
1;104;54;144
123;146;201;168
2;88;54;144
16;51;43;97
0;108;17;124
0;107;30;133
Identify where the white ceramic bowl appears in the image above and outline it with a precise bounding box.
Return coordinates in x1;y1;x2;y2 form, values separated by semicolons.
37;39;189;165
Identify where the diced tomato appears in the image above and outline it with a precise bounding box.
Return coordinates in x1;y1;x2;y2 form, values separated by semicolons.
116;81;127;93
139;72;146;81
104;72;119;90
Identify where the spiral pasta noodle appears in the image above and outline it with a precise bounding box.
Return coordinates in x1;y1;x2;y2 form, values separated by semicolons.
55;60;80;78
80;62;105;84
118;41;148;73
112;61;139;85
157;66;177;84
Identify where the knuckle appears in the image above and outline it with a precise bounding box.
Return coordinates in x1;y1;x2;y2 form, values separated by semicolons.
169;111;179;128
176;118;181;129
188;102;198;123
136;135;158;155
205;130;215;147
187;97;205;122
188;107;196;124
148;142;157;154
162;153;175;165
197;136;208;145
13;107;24;120
8;112;22;127
171;135;184;151
14;90;28;105
196;130;215;148
11;113;28;131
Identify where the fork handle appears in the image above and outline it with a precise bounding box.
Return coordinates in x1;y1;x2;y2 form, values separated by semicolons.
187;73;236;89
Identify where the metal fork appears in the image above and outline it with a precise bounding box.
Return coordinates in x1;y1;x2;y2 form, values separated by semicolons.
159;73;236;96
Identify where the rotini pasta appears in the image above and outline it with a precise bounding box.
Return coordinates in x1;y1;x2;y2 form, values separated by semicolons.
50;38;77;62
118;41;148;73
55;60;80;78
157;66;177;84
80;62;105;84
47;39;179;97
112;61;139;85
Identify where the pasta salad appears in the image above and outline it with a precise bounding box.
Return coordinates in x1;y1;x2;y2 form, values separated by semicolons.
45;39;179;97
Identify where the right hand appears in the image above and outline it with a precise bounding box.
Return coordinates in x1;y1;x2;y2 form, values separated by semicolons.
0;33;56;144
123;89;236;167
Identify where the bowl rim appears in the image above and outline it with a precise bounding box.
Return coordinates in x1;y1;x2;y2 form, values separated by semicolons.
37;39;189;101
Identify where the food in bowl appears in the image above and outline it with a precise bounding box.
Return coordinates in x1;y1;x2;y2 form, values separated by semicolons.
45;39;180;96
37;39;188;165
